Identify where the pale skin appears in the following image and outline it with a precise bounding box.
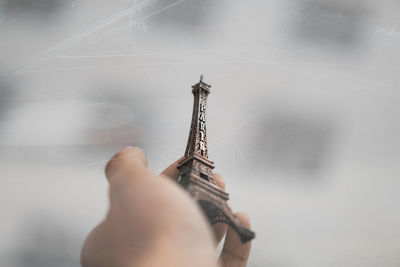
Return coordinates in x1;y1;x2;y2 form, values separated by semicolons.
81;146;252;267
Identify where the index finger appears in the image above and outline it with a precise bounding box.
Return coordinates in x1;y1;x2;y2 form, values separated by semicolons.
160;157;184;179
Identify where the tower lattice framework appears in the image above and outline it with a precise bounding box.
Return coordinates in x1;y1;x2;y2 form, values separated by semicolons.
176;76;255;243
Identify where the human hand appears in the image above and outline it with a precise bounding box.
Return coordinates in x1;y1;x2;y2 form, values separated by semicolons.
81;146;252;267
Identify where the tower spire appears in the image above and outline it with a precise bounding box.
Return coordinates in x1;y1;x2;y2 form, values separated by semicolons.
176;77;255;243
183;76;211;159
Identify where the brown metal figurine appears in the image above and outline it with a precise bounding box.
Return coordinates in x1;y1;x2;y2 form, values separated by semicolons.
175;75;255;243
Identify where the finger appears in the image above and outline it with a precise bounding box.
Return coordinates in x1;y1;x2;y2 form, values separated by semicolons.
213;173;226;190
211;173;228;245
160;157;184;179
105;146;148;184
219;212;252;267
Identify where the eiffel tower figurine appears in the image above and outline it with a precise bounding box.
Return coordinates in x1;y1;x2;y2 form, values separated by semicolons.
176;75;255;243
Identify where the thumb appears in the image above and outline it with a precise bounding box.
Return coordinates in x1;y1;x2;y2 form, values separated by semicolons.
104;146;152;204
105;146;148;183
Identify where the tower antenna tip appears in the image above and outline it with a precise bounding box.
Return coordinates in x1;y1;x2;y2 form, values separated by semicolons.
200;74;203;82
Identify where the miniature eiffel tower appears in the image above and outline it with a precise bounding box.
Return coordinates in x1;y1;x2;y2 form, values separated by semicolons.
176;76;255;243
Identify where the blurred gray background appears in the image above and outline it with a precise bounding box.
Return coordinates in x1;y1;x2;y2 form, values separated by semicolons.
1;0;400;266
